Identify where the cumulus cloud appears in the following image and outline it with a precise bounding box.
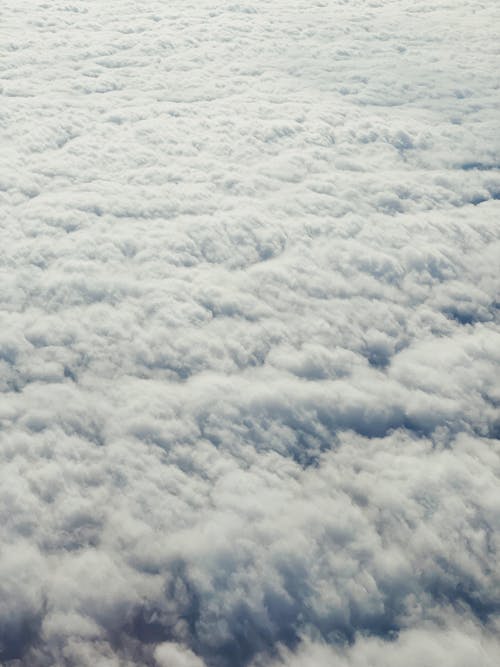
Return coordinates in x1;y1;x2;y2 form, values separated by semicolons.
259;617;500;667
155;643;206;667
1;0;499;666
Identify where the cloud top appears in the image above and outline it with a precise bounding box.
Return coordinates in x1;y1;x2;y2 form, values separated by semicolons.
1;1;499;666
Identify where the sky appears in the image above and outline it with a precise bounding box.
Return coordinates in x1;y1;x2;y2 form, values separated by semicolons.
1;1;500;666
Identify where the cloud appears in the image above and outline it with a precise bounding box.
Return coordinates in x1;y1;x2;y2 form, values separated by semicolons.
1;0;499;666
155;643;206;667
259;617;500;667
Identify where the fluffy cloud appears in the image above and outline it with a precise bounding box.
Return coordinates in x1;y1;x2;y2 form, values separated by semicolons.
259;617;500;667
1;1;499;666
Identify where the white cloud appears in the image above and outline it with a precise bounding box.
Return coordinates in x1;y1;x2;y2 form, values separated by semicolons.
155;643;206;667
259;618;500;667
1;0;499;665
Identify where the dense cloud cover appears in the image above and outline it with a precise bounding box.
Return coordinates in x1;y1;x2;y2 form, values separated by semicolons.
1;1;500;665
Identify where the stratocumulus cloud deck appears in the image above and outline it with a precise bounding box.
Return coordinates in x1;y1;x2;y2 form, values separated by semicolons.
1;2;499;666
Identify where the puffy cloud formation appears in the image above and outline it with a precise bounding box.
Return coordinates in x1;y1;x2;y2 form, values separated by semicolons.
155;643;205;667
259;617;500;667
1;0;499;665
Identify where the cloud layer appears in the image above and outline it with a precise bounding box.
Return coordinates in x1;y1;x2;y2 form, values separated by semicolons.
1;1;499;665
